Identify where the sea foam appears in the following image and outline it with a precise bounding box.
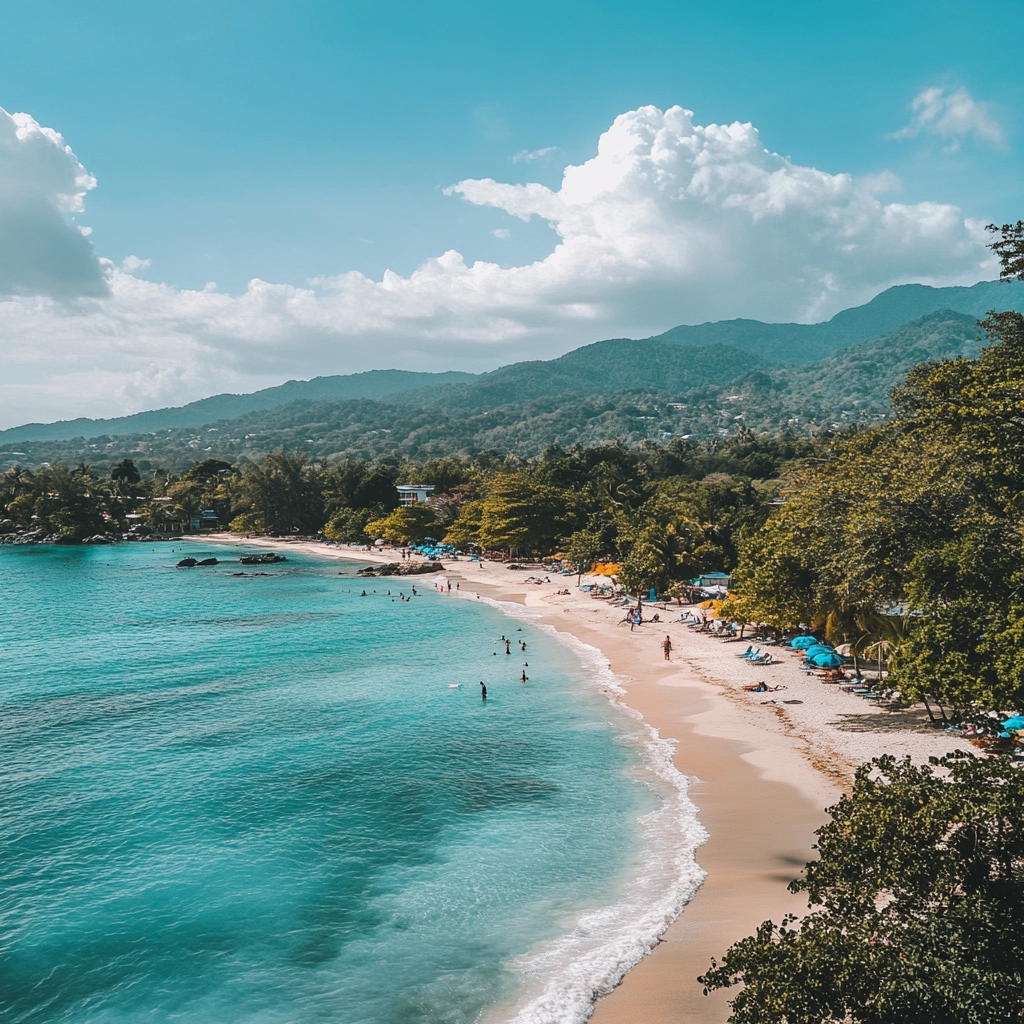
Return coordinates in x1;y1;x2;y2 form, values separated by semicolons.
465;594;709;1024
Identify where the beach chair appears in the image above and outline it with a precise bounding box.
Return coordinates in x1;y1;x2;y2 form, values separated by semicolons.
737;645;753;658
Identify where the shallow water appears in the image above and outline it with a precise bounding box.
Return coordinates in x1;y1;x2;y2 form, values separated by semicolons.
0;543;698;1024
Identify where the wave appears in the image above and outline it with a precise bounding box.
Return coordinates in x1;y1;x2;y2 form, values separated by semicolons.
465;594;709;1024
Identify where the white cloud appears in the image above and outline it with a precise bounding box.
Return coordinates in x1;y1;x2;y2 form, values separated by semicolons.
0;103;995;427
0;106;106;298
512;146;559;163
891;86;1003;150
121;254;151;272
491;228;511;240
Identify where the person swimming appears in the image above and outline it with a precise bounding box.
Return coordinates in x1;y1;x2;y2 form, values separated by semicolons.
521;670;528;683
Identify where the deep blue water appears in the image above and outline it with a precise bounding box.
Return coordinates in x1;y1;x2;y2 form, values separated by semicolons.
0;543;662;1024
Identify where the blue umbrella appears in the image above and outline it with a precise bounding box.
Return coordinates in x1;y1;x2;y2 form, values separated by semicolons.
1001;715;1024;733
790;635;818;649
810;652;844;668
803;644;836;660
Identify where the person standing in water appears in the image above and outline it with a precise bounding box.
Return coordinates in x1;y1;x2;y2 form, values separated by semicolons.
479;681;487;700
520;669;527;683
662;635;673;660
505;639;511;655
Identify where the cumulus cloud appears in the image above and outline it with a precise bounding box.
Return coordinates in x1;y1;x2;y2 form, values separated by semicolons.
491;228;511;240
891;86;1003;150
0;106;106;298
0;103;996;427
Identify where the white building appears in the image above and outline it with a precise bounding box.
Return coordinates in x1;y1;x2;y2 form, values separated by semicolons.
397;484;434;506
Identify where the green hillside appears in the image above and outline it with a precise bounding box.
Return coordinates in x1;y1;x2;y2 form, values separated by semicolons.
655;278;1024;364
4;281;1022;472
0;368;477;444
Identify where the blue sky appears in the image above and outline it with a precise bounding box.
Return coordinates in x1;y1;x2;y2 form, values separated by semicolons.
0;0;1021;424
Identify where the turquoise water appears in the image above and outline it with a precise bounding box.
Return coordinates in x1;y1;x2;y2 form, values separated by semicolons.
0;543;684;1024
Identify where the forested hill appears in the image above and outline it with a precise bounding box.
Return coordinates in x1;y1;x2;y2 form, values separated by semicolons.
1;306;1001;473
0;369;477;444
653;278;1024;363
5;278;1023;449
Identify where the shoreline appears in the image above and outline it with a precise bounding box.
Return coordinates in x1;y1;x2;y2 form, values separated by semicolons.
196;535;972;1022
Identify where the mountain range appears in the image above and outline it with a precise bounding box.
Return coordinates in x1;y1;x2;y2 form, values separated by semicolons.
3;279;1023;469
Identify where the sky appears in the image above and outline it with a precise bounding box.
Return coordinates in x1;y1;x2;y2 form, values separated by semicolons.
0;0;1022;427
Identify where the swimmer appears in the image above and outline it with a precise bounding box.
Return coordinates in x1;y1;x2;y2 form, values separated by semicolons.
480;681;487;700
521;670;528;683
361;590;367;596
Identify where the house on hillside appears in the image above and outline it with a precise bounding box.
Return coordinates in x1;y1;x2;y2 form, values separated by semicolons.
397;484;434;506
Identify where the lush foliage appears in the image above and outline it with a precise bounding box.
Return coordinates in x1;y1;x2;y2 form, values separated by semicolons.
731;311;1024;712
700;751;1024;1024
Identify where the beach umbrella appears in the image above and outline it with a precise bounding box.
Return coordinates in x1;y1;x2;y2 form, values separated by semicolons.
803;644;836;659
810;652;844;668
790;635;818;649
1001;715;1024;733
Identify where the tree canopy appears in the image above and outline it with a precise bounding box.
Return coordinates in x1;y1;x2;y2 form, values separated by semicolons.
700;751;1024;1024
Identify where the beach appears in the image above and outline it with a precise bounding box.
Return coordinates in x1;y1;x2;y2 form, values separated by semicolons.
201;535;972;1022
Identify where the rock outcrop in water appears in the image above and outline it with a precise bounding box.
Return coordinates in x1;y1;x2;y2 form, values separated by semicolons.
239;553;287;564
176;557;220;567
356;562;445;577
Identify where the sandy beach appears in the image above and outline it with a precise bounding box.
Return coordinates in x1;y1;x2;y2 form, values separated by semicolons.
198;535;972;1022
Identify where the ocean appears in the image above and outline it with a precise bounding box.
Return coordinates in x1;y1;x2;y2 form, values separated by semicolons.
0;543;705;1024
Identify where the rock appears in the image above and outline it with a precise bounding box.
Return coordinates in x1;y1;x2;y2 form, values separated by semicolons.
196;557;219;566
356;561;445;577
84;535;111;544
177;557;198;567
0;519;14;532
239;553;286;564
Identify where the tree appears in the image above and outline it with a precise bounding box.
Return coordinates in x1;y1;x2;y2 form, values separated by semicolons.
110;458;141;486
365;503;438;545
699;752;1024;1024
443;499;484;548
477;473;575;554
181;458;232;483
988;220;1024;280
237;450;324;535
322;507;369;544
564;528;603;584
618;541;666;595
229;512;264;534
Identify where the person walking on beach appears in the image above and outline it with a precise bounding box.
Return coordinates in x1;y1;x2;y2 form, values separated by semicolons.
479;681;487;700
662;635;673;661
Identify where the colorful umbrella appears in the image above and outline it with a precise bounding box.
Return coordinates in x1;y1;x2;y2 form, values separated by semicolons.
790;635;818;649
810;652;844;668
